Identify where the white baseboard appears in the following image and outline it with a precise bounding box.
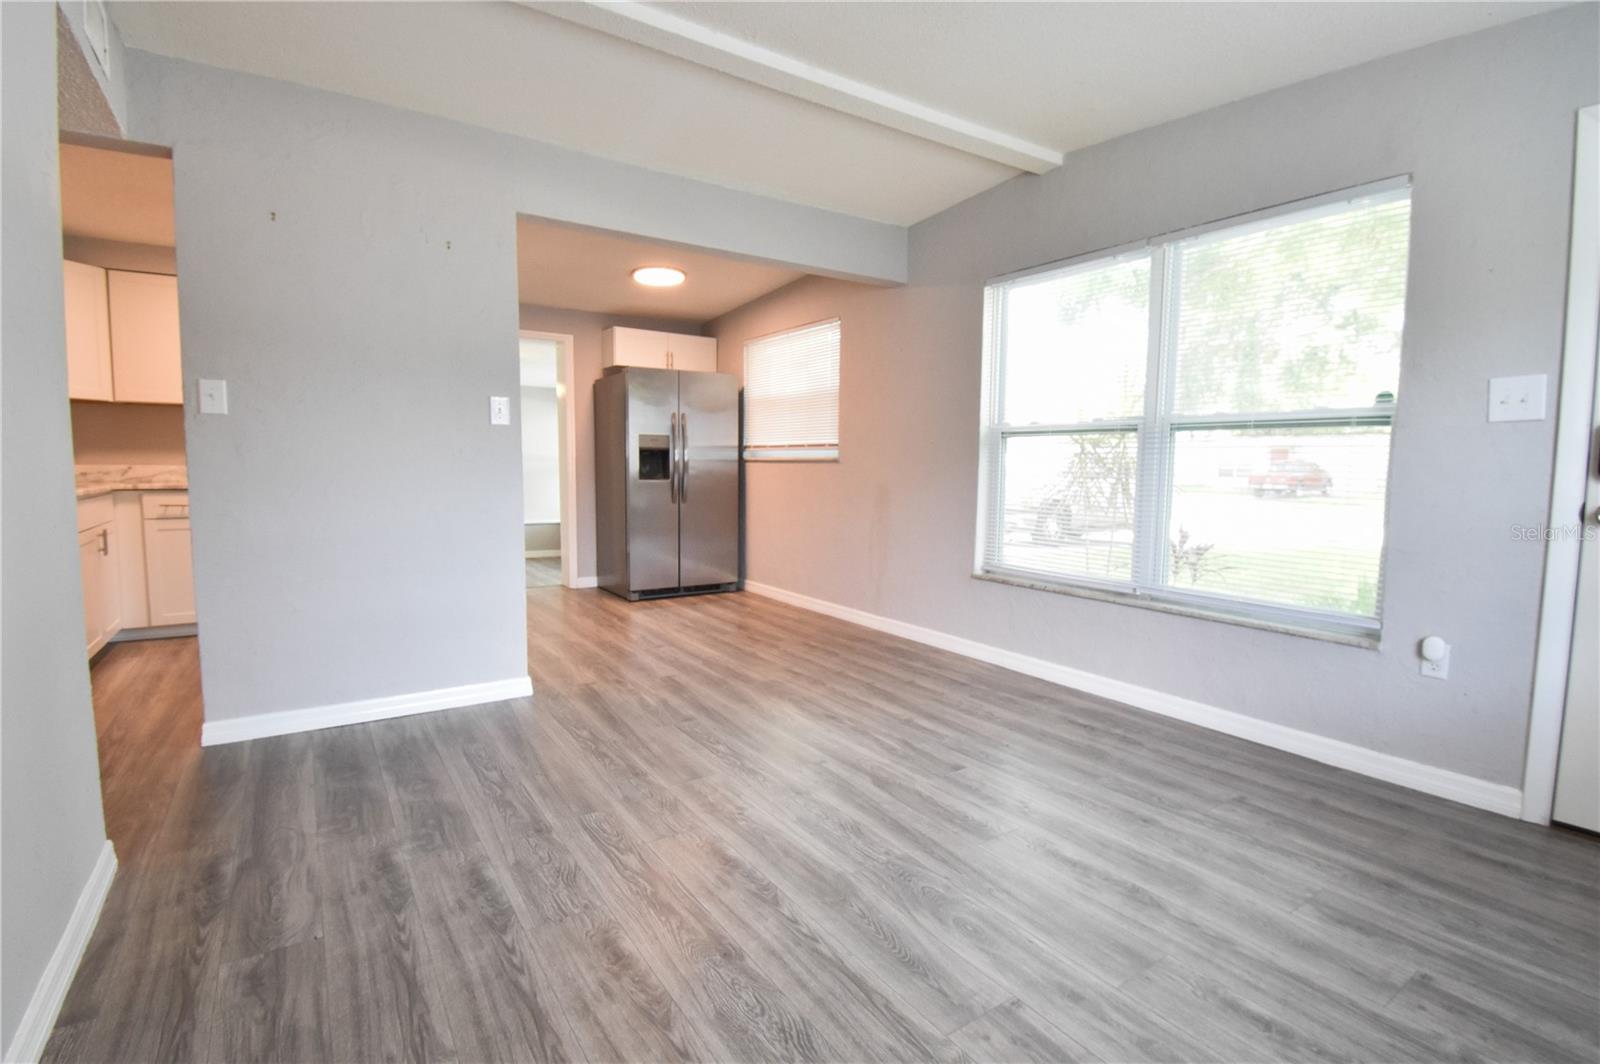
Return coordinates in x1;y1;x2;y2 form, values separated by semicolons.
524;549;561;559
4;840;117;1064
744;581;1523;818
571;576;599;589
200;675;534;747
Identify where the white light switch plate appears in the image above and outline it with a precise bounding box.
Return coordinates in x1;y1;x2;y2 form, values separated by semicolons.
489;396;511;425
198;378;228;415
1488;374;1547;422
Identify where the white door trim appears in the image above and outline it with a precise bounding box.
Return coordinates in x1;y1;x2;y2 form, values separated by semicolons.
520;330;580;590
1522;104;1599;824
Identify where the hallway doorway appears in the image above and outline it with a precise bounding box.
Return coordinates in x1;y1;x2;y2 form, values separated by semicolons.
519;331;576;589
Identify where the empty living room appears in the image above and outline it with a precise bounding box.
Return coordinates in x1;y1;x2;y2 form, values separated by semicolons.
3;2;1598;1062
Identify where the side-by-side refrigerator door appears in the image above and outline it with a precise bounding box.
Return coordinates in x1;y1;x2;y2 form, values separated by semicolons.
625;369;681;592
678;371;740;588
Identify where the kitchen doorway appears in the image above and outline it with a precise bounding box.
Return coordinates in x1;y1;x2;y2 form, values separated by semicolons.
520;330;578;589
58;131;207;859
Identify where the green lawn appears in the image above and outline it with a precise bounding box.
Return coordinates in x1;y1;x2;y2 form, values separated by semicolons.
1168;544;1379;616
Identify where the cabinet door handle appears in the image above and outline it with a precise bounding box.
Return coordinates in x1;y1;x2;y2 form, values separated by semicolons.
98;529;109;555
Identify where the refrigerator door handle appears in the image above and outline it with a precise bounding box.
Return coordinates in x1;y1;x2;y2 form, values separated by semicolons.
679;412;689;502
668;412;678;504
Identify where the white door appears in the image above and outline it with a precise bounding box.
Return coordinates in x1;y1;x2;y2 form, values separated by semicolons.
63;261;114;401
108;270;183;404
1550;108;1600;832
1552;340;1600;832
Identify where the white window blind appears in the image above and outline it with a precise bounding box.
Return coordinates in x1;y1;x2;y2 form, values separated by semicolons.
743;318;840;460
978;181;1411;636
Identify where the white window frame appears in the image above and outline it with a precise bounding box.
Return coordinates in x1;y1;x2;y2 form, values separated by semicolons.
975;177;1410;643
742;317;841;462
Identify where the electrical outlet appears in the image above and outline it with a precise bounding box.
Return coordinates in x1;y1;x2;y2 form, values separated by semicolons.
1419;635;1451;680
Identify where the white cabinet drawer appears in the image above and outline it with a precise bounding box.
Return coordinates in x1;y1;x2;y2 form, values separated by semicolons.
140;492;189;520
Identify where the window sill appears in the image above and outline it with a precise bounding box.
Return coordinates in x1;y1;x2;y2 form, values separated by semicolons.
971;570;1382;649
742;455;840;463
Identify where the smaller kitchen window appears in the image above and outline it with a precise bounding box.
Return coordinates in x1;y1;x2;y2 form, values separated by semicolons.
743;319;841;461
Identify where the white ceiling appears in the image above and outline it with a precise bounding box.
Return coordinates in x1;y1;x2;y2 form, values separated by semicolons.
59;143;175;246
659;3;1564;158
517;216;804;322
111;1;1009;226
112;2;1560;227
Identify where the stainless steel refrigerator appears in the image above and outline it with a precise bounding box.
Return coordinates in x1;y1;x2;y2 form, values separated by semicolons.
594;367;740;600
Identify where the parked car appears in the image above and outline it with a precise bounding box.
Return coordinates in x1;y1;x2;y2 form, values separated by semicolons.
1249;458;1332;496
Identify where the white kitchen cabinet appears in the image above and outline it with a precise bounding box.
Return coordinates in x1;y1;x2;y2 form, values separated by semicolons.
602;327;717;372
669;338;718;373
78;521;121;657
64;260;114;401
113;494;150;629
107;270;183;404
77;491;194;656
142;493;195;625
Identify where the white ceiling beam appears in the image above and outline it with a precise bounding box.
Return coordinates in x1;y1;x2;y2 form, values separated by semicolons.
522;0;1063;175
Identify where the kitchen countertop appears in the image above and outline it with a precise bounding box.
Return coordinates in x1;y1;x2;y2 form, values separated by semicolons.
75;464;188;500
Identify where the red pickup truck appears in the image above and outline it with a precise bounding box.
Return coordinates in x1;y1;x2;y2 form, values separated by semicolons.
1249;459;1332;496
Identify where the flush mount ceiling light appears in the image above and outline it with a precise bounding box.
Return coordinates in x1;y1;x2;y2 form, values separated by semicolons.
632;266;686;288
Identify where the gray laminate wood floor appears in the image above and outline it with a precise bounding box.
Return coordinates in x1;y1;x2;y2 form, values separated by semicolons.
526;556;562;588
46;588;1600;1062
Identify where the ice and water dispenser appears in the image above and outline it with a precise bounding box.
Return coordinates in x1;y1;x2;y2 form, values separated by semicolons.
638;434;671;480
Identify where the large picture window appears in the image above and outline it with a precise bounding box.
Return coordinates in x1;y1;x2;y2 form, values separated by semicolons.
977;181;1411;637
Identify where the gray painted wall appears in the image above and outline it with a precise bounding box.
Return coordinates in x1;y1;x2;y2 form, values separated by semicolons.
1;2;113;1049
710;6;1600;789
524;522;560;554
121;49;889;722
520;385;560;525
517;304;707;582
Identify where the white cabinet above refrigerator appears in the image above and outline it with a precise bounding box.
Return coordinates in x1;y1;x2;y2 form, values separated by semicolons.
602;327;717;373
